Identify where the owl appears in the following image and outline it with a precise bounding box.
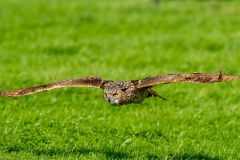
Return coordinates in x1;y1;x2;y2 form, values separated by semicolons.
0;67;239;106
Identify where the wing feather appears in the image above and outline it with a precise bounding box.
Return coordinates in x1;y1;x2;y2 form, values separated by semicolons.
137;68;240;88
0;76;105;97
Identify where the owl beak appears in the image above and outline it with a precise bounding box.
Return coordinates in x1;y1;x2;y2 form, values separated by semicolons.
105;97;121;106
107;97;111;103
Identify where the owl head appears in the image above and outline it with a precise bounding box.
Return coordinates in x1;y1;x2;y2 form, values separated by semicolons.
103;82;128;106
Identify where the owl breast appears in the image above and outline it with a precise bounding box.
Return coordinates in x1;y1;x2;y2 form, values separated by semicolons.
103;81;150;106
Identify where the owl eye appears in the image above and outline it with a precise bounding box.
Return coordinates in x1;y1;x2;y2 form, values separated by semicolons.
113;93;118;97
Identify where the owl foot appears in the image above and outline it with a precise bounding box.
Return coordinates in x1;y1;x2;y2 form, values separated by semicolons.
147;88;168;100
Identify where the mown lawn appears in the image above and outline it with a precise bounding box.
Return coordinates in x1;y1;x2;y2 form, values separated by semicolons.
0;0;240;159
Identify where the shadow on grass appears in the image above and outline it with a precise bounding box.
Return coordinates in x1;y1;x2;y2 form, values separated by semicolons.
5;147;221;159
5;147;129;159
154;153;220;160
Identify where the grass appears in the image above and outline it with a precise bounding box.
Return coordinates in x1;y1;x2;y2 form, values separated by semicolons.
0;0;240;159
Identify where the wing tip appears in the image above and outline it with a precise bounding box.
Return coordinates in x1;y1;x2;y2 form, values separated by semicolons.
220;65;223;73
0;90;7;97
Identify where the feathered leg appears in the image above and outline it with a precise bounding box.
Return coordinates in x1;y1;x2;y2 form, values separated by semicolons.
147;88;167;100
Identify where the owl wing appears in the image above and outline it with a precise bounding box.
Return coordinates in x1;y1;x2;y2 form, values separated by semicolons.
0;76;106;97
136;67;240;88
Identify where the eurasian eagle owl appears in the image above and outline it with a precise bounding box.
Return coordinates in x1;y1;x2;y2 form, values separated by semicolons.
0;67;239;106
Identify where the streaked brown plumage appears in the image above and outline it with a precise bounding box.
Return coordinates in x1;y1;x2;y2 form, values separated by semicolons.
0;67;239;106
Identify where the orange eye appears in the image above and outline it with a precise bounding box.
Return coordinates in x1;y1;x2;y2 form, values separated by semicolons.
113;93;118;97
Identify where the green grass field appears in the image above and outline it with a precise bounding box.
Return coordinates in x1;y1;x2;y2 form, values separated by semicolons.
1;0;240;159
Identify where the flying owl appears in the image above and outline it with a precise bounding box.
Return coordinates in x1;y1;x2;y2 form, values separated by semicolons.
0;67;239;106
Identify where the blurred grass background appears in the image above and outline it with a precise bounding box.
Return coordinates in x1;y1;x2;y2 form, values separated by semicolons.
0;0;240;159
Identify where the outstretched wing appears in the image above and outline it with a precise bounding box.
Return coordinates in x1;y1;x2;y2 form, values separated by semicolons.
136;67;240;88
0;76;105;97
